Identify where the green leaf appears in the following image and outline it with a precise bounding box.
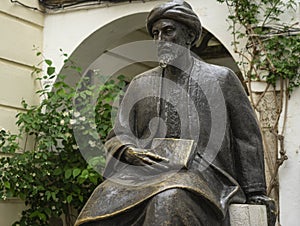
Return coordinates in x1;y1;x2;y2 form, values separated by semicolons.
64;169;72;179
67;195;72;203
73;168;81;178
45;59;52;66
77;177;85;184
51;192;56;201
81;169;89;179
30;211;39;218
44;208;51;217
90;175;99;185
47;67;55;76
46;191;51;200
4;181;10;189
54;168;62;176
38;212;46;221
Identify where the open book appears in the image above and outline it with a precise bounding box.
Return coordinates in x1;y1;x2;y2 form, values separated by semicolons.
151;138;195;169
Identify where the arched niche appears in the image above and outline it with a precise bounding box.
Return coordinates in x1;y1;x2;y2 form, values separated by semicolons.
58;12;149;87
41;0;245;87
58;11;243;89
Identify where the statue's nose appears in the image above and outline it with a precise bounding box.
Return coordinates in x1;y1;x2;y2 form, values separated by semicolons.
154;33;164;45
157;32;163;41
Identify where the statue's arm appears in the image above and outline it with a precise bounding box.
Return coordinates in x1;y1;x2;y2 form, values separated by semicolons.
104;76;168;175
222;70;267;195
221;70;278;225
103;79;139;176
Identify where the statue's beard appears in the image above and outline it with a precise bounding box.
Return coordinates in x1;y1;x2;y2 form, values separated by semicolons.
158;52;177;68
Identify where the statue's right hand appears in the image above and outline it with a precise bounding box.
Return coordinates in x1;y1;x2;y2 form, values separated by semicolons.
122;147;146;166
122;147;169;171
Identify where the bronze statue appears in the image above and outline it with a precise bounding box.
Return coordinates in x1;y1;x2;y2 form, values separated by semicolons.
75;1;275;225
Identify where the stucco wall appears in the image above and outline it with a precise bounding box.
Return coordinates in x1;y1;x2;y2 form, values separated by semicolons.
279;87;300;226
0;1;44;225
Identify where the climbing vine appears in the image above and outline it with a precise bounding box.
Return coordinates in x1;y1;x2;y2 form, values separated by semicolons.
216;0;300;220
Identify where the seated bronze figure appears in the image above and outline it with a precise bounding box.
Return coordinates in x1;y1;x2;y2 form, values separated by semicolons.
75;1;275;225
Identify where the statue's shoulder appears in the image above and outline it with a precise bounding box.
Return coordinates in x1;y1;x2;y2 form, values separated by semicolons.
193;58;245;96
193;57;237;83
124;67;162;93
132;67;162;82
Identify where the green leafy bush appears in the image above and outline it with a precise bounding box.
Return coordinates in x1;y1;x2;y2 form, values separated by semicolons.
0;55;126;226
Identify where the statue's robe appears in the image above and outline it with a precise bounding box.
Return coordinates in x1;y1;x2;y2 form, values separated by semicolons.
75;58;266;226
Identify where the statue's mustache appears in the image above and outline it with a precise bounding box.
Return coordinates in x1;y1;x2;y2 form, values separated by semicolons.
158;53;176;68
156;43;179;68
157;41;174;50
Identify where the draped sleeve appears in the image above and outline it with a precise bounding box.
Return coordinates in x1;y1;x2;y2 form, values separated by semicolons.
221;69;267;194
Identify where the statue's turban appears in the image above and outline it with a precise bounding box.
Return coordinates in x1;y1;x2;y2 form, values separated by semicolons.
146;0;202;46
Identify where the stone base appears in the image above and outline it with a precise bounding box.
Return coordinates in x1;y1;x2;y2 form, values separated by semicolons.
229;204;267;226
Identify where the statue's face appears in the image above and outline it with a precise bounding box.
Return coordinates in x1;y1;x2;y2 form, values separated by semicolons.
152;19;192;66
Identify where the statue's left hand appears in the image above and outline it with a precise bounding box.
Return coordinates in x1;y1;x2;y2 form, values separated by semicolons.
247;194;276;226
122;147;170;172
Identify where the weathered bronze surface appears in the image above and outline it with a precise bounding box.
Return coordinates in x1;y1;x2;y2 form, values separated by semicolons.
75;1;275;225
151;138;195;169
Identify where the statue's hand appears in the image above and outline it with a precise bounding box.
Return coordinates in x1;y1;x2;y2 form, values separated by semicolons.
247;194;276;226
123;147;170;171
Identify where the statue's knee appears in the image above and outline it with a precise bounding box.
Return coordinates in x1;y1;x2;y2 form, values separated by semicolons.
152;188;185;204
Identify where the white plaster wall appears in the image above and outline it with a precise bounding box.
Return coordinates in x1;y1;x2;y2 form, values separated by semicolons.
279;87;300;226
0;199;26;226
0;1;44;225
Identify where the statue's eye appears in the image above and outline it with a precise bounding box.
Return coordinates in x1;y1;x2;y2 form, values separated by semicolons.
166;28;174;35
